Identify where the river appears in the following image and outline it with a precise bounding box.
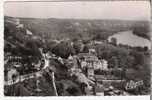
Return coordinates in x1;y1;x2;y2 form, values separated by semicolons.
108;30;151;49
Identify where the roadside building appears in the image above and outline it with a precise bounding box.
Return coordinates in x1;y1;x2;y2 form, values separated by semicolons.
7;66;19;81
81;60;87;69
89;49;96;55
67;55;82;74
26;29;33;35
100;59;108;70
90;40;103;45
58;57;64;64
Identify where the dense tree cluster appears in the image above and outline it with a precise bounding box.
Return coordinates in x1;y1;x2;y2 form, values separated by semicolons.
94;42;150;94
133;25;150;40
52;41;75;59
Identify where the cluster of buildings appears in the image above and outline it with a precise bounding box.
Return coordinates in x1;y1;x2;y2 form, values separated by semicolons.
65;48;108;80
78;51;108;79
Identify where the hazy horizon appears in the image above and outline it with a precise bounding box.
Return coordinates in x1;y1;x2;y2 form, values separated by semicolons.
4;1;151;21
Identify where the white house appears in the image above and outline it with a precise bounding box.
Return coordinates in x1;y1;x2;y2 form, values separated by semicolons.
100;59;108;70
26;29;33;35
16;24;24;28
7;67;19;81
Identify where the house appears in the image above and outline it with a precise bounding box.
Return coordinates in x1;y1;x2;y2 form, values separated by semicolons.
7;67;19;81
5;18;20;26
89;49;96;55
78;53;98;78
16;24;24;28
100;59;108;70
90;41;103;45
87;67;94;79
78;52;109;79
26;29;33;35
78;53;107;70
67;55;82;74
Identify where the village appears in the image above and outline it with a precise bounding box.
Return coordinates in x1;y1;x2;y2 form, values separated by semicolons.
4;16;151;96
4;46;128;96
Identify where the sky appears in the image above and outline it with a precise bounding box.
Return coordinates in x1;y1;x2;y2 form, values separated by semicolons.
4;1;151;20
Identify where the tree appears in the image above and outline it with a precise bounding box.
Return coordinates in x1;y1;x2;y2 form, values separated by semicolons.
130;50;145;66
133;25;150;40
108;56;118;68
110;37;117;46
144;46;148;51
73;41;84;54
66;86;79;96
82;45;89;53
24;39;42;62
52;41;75;58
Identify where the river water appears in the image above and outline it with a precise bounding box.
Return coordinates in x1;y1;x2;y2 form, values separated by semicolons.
108;30;151;49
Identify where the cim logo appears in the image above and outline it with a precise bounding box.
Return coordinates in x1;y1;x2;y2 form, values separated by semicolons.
125;80;144;90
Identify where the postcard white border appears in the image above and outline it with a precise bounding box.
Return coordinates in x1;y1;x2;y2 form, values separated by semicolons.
0;0;151;100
